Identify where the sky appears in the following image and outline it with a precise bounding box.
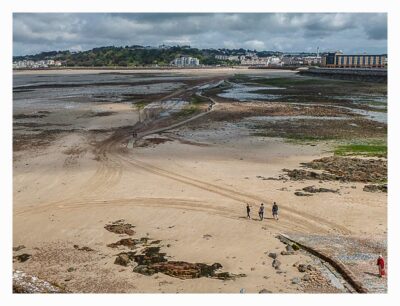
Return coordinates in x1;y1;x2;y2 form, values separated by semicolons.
13;13;387;56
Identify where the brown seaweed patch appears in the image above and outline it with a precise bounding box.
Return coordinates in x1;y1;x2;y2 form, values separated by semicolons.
104;220;135;236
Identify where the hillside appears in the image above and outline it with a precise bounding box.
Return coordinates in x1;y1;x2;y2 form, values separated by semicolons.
13;45;282;67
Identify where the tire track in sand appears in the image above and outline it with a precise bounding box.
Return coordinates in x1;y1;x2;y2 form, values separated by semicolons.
115;152;352;235
15;197;313;233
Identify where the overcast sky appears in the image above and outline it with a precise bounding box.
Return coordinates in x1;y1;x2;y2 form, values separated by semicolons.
13;13;387;56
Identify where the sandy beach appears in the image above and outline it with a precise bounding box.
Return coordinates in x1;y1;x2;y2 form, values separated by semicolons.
13;68;387;293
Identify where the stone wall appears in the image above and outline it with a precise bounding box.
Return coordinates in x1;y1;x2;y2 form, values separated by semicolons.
300;68;387;83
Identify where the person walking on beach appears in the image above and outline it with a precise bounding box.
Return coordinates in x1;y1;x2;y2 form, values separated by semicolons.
258;203;264;221
272;202;279;220
377;255;386;278
246;204;251;219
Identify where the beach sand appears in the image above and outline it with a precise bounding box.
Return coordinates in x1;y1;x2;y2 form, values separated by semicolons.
13;69;387;293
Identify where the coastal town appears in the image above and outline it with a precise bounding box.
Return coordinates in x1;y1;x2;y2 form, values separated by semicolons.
13;46;387;69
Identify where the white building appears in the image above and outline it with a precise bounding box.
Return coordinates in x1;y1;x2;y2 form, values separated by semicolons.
303;56;322;65
13;59;64;69
240;54;266;66
170;56;200;67
268;56;282;66
281;56;304;66
240;55;282;66
215;55;240;61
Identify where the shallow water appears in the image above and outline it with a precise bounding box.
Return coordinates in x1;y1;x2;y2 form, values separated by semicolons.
218;82;283;101
330;95;387;110
143;99;189;118
13;73;185;111
244;115;349;122
197;80;224;90
348;108;387;124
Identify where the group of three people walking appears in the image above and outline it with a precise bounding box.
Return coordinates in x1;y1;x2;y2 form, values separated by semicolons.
246;202;279;221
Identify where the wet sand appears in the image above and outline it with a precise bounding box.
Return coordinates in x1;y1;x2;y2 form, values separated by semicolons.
13;69;387;293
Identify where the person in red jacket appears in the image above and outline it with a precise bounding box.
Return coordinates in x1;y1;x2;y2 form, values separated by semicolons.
377;255;386;278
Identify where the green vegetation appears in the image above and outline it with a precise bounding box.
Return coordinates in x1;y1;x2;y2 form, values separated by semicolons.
190;95;209;104
284;136;335;144
14;46;277;67
15;46;287;67
334;142;387;158
175;104;199;118
251;132;336;141
133;101;148;110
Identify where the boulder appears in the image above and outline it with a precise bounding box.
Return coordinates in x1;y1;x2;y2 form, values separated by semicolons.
298;264;307;272
306;264;316;271
272;259;281;270
363;184;387;193
114;253;131;266
133;265;153;276
13;254;31;263
268;252;278;259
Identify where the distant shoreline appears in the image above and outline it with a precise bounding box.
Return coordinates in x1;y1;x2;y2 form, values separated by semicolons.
13;66;245;71
13;66;296;75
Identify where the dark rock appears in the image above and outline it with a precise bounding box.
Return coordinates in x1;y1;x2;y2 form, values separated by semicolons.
142;261;215;279
298;264;307;272
107;238;137;249
122;239;241;281
115;253;131;267
73;245;94;252
259;289;272;293
132;250;240;280
14;254;31;263
291;277;301;284
272;259;281;270
67;267;76;272
306;264;316;271
133;265;152;275
302;186;338;193
214;272;231;280
300;157;387;183
104;220;135;236
268;252;278;259
302;274;311;281
114;252;136;266
211;263;223;270
283;169;338;182
294;191;313;197
363;184;387;193
133;247;167;266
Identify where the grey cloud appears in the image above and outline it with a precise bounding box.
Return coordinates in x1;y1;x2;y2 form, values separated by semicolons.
13;13;387;56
